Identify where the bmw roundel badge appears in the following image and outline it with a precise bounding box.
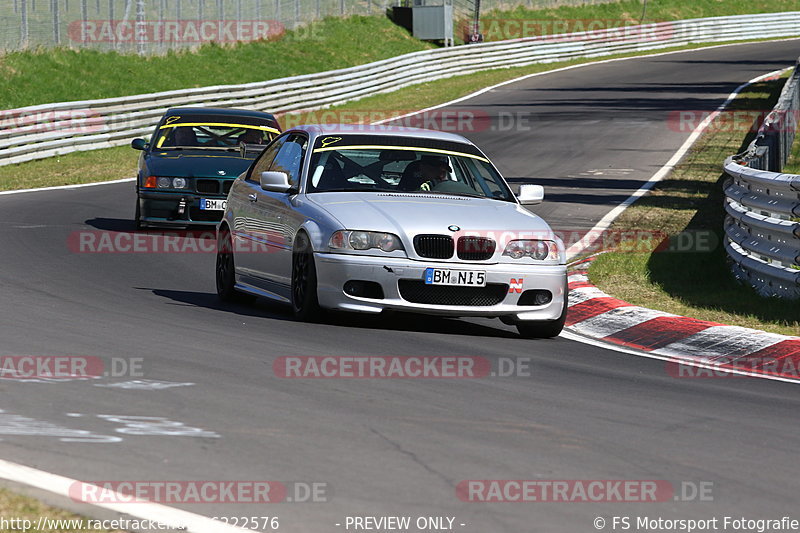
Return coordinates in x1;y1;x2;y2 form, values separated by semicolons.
448;225;460;232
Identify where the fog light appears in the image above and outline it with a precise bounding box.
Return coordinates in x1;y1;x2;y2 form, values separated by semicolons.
344;280;384;299
517;290;552;306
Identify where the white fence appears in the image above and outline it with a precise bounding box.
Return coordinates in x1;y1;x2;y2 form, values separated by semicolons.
723;57;800;299
1;11;799;167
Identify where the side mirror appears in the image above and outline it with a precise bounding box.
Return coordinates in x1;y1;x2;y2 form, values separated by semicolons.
517;184;544;205
260;171;292;192
131;138;149;151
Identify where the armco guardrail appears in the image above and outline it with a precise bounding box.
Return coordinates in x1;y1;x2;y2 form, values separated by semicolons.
1;11;800;168
723;57;800;299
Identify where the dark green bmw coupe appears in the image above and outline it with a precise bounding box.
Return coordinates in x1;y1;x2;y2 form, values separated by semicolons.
131;107;281;228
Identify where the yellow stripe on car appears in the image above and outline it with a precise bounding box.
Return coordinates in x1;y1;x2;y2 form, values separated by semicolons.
312;145;490;163
159;123;281;135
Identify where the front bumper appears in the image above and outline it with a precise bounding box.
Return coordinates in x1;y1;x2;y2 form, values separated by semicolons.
138;191;225;226
315;253;566;320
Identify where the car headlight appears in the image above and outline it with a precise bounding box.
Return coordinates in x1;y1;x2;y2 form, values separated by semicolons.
329;230;404;252
502;239;559;260
145;177;190;189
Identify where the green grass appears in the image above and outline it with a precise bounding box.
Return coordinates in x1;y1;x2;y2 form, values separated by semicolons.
783;127;800;174
0;145;134;190
588;72;800;336
0;16;434;109
0;488;122;532
482;0;800;41
3;0;800;109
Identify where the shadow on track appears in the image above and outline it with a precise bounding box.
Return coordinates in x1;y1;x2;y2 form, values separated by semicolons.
146;287;522;339
143;288;293;321
85;217;217;233
85;217;137;231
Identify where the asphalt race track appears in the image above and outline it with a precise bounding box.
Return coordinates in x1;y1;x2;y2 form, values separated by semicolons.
1;40;799;532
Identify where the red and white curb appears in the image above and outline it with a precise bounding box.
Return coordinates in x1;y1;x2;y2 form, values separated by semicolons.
565;257;800;381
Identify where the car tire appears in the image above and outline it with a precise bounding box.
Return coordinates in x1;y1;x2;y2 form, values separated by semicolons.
134;199;145;230
515;280;568;339
291;232;322;322
216;228;254;304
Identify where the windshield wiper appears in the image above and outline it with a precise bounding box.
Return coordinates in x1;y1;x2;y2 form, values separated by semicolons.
420;191;487;199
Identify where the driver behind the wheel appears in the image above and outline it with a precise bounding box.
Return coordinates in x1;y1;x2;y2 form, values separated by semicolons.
238;128;265;145
417;155;451;191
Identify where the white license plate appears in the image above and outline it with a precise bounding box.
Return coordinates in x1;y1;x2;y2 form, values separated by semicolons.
199;198;227;211
424;268;486;287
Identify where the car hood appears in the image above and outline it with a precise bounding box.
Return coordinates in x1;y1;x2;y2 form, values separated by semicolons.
144;151;252;178
307;192;555;238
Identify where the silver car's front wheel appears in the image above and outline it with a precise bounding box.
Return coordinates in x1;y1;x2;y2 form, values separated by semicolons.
291;232;322;321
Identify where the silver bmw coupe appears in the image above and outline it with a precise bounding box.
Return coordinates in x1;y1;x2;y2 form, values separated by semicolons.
216;125;567;338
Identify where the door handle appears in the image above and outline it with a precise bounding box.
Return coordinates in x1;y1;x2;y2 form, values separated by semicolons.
248;194;258;202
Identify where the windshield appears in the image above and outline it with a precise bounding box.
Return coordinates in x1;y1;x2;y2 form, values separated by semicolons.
306;143;515;201
154;121;280;151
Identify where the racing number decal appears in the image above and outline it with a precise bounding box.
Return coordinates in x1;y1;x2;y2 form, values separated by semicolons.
320;136;342;148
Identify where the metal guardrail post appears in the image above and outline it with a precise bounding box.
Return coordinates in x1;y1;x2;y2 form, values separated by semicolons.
80;0;88;44
20;0;28;49
135;0;146;55
52;0;60;45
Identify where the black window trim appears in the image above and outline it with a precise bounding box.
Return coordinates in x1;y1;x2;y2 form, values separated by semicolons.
246;133;290;183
